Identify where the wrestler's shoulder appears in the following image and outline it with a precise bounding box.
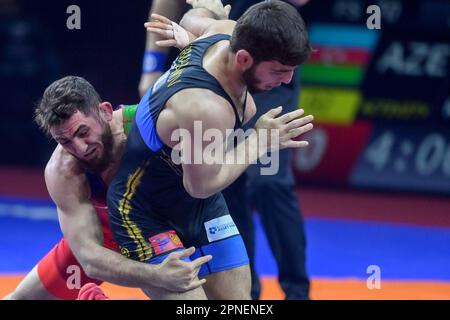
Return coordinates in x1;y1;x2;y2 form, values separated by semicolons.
45;145;83;182
170;88;231;111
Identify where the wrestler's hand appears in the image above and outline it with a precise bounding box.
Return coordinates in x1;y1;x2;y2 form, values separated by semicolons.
77;283;109;300
186;0;232;20
255;107;314;152
145;14;195;50
153;247;212;292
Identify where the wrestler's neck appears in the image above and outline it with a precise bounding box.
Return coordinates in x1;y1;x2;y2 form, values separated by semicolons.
206;43;247;100
224;51;248;97
110;108;126;151
100;110;126;180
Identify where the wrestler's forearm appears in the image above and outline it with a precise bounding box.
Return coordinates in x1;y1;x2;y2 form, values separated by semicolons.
145;0;185;52
190;131;265;198
80;244;161;289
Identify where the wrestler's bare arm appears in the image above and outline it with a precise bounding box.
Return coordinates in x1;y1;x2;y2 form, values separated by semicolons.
179;0;235;37
163;89;313;199
144;0;234;51
44;146;210;292
139;0;186;97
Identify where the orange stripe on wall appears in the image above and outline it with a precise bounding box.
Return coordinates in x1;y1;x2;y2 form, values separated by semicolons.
2;275;449;300
260;277;450;300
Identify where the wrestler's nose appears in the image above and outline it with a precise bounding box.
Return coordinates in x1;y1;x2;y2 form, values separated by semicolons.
73;137;88;154
281;70;294;84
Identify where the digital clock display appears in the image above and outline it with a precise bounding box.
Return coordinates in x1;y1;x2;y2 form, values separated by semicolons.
351;124;450;194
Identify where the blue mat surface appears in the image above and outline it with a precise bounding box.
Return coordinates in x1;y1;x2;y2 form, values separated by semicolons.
255;216;450;280
1;198;449;281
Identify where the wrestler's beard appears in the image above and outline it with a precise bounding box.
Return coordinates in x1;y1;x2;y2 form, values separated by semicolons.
242;65;264;94
78;124;114;174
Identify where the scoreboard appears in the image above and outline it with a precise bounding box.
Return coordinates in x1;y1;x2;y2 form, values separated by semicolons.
292;0;450;195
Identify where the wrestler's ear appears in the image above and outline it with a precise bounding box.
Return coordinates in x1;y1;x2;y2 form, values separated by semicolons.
98;102;113;122
235;49;254;71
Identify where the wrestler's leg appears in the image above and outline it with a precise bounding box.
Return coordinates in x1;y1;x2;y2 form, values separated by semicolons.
201;265;251;300
3;265;58;300
139;247;208;300
142;285;207;300
193;234;251;300
5;239;102;300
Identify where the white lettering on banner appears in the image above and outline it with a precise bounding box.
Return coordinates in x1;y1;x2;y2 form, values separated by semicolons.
377;42;450;77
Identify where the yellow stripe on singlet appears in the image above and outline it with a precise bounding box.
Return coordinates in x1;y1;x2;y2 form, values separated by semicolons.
118;161;153;262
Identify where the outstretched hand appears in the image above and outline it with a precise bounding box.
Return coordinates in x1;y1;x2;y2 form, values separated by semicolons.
154;246;212;292
145;14;194;50
255;107;314;151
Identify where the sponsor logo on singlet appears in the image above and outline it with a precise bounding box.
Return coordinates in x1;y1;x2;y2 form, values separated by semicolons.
204;215;239;242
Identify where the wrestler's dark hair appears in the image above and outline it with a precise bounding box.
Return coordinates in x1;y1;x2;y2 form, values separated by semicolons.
230;0;312;66
35;76;101;135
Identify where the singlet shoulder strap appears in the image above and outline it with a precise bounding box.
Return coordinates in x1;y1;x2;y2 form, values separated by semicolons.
193;34;246;129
